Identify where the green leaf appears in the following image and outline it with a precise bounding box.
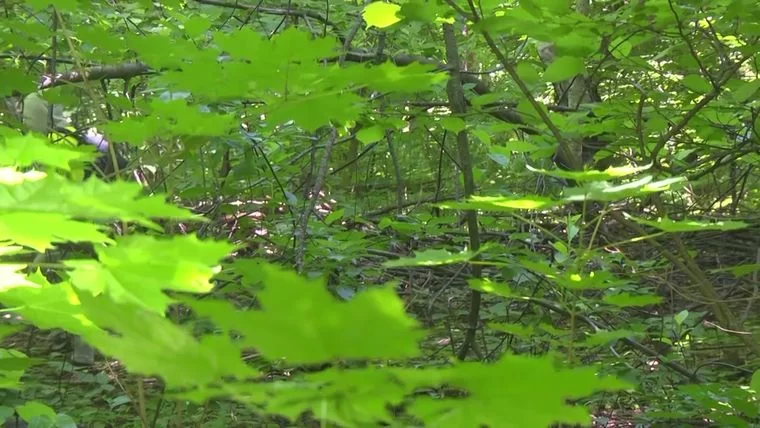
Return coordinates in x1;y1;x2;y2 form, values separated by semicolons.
15;401;56;423
562;176;687;202
469;278;515;299
582;330;642;346
0;277;257;389
0;170;202;252
0;355;33;372
439;195;558;211
543;57;585;82
488;150;509;167
0;324;22;341
0;173;198;228
518;0;544;18
0;348;29;390
0;211;112;252
682;74;712;93
674;310;689;326
0;68;38;97
127;33;199;68
520;265;626;290
731;79;760;103
405;355;629;427
472;129;491;144
266;92;363;132
710;263;760;278
384;248;474;267
543;0;572;14
554;31;602;58
188;262;423;363
213;27;267;61
751;370;760;394
104;100;237;142
626;215;748;232
363;2;402;28
398;1;452;23
354;61;448;93
83;293;256;388
324;208;345;225
264;367;414;425
0;133;96;170
271;28;341;63
356;126;386;144
66;235;234;314
56;413;78;428
183;15;211;38
441;117;466;133
610;37;633;58
527;163;651;182
603;293;663;307
516;62;541;84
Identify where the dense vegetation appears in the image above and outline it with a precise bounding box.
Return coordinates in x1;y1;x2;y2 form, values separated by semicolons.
1;0;759;426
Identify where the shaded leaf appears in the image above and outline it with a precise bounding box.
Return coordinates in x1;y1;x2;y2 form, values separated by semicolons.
544;57;585;82
603;293;663;307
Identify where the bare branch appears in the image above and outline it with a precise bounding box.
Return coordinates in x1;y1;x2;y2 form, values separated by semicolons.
39;62;154;89
194;0;341;36
28;51;539;136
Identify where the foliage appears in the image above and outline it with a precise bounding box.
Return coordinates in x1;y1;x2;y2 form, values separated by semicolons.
0;0;759;427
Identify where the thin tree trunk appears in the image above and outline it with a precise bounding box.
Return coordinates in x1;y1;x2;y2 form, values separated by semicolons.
442;22;483;361
295;128;337;274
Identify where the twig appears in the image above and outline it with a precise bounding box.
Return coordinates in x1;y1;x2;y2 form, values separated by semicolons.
294;128;337;273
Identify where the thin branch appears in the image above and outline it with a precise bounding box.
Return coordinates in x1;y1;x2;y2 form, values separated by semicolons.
294;128;337;273
450;0;582;170
194;0;342;40
338;0;369;66
648;53;755;164
525;297;702;382
39;62;153;89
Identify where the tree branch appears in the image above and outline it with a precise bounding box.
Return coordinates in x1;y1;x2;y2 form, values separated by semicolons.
193;0;341;36
39;62;154;89
342;51;535;132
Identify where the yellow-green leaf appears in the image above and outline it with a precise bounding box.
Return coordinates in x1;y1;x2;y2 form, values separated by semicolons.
363;2;402;29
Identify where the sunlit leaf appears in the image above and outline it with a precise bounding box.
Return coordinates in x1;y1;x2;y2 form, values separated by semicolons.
625;214;748;232
469;278;515;298
187;262;423;363
562;176;687;202
438;195;557;211
363;2;402;28
527;163;652;182
356;125;386;144
384;248;474;267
